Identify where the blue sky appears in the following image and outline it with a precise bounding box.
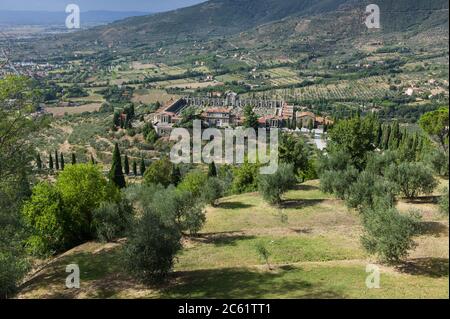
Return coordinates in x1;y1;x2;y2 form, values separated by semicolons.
0;0;206;12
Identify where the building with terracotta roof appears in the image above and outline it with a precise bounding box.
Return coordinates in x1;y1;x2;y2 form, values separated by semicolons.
202;107;233;127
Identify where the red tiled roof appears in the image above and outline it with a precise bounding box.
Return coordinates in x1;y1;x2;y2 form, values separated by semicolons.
297;111;315;118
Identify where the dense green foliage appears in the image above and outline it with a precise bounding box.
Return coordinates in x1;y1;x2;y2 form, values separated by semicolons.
258;163;296;205
0;76;42;298
177;170;208;198
22;164;120;255
419;107;449;153
123;207;182;283
361;204;421;263
385;162;438;199
144;157;176;187
92;199;133;242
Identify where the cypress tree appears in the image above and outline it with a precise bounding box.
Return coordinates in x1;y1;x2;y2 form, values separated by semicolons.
71;153;76;165
109;143;126;188
49;154;54;170
171;165;181;186
113;112;120;127
140;157;146;176
55;150;59;170
60;153;65;170
382;124;391;150
91;154;96;165
376;123;383;147
388;121;400;150
124;154;130;175
132;160;138;176
208;161;217;177
36;154;42;171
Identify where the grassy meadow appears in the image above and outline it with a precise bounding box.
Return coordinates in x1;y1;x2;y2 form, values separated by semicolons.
17;180;449;299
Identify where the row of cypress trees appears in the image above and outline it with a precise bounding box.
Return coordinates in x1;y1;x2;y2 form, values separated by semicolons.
35;151;78;171
109;143;147;189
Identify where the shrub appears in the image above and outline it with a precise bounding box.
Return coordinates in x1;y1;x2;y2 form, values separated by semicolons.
361;203;421;263
258;163;296;205
319;166;359;200
177;170;208;198
439;187;449;216
92;199;133;242
143;158;175;187
231;162;259;194
385;162;438;199
346;171;397;212
255;241;272;270
22;182;67;255
425;149;449;177
123;208;181;283
200;177;224;206
125;184;206;236
0;251;29;299
158;187;206;235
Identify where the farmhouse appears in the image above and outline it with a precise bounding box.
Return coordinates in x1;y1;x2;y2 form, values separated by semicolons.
296;111;333;129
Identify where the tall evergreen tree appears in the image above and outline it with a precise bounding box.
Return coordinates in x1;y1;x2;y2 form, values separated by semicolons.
124;155;130;175
171;165;181;186
91;154;96;165
71;153;77;165
208;161;217;177
109;143;126;189
140;157;146;176
49;154;54;170
382;124;391;150
243;105;258;130
132;160;138;176
54;150;59;170
376;123;383;148
388;121;401;150
60;153;65;170
36;154;42;171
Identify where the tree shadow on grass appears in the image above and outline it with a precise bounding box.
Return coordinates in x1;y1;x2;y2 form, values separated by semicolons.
289;228;313;235
217;201;254;210
292;184;320;192
404;196;441;204
396;258;449;278
190;232;256;247
417;221;448;237
280;199;325;209
163;267;345;299
19;247;124;298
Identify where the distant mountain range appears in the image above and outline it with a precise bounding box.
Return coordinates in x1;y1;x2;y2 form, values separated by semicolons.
0;10;151;26
62;0;448;44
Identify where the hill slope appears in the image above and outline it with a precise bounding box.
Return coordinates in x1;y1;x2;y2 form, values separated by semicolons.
63;0;447;45
17;181;449;299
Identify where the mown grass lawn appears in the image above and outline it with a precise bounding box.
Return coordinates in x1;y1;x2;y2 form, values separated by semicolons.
17;180;449;299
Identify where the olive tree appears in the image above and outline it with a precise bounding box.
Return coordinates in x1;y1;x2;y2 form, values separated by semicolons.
385;162;438;199
258;163;296;205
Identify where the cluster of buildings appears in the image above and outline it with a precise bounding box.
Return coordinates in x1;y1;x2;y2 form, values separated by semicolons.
152;92;333;136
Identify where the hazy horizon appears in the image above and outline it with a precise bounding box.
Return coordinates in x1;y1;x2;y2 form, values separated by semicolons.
0;0;206;12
